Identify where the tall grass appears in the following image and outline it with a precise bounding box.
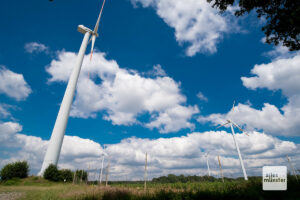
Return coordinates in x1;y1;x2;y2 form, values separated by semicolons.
0;176;299;200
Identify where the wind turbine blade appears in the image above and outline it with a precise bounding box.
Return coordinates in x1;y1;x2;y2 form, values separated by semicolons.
231;121;243;132
231;100;235;112
94;0;106;34
90;35;96;60
231;120;249;135
233;124;243;132
216;122;230;129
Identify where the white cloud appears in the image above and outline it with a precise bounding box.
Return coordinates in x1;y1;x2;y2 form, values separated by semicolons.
261;38;299;60
0;122;298;180
0;122;22;143
24;42;48;54
0;121;104;176
0;67;32;101
197;92;208;102
0;104;13;119
198;103;291;135
146;105;199;133
199;53;300;136
152;64;167;77
242;54;300;97
46;51;198;133
131;0;237;56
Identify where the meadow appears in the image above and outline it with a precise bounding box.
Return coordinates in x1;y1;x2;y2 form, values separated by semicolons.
0;176;299;200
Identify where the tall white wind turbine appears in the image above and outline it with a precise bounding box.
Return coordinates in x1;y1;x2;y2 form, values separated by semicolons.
99;153;105;184
39;0;107;175
287;155;298;181
205;152;211;176
216;102;248;181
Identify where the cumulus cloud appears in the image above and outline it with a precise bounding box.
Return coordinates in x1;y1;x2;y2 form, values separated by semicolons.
0;121;298;180
46;51;198;133
0;122;22;143
151;64;167;77
0;67;32;101
197;92;208;102
242;54;300;97
0;104;13;119
261;38;299;60
0;121;104;176
199;53;300;136
24;42;49;54
131;0;237;56
198;103;291;135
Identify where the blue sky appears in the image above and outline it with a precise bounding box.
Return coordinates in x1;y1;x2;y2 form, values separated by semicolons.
0;0;299;180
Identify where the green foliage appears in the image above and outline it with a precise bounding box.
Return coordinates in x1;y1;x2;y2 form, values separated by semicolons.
0;161;29;181
0;176;300;199
1;178;22;186
44;165;75;182
75;169;88;183
43;164;60;182
152;174;218;183
207;0;300;51
59;169;73;182
102;190;131;200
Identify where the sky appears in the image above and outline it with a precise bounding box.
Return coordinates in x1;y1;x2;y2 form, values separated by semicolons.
0;0;299;181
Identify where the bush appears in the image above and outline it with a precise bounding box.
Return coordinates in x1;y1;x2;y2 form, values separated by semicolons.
43;164;60;182
59;169;73;182
0;161;29;181
75;169;88;183
44;165;76;182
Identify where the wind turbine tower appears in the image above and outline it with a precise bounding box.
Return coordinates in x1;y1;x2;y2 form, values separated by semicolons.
39;0;107;175
216;102;248;180
99;153;105;184
217;119;248;180
144;152;148;192
205;152;211;176
287;155;298;181
217;155;224;183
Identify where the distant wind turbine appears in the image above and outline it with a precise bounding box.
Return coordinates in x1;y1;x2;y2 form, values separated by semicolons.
217;155;224;183
144;152;148;192
39;0;107;175
99;153;105;184
287;155;298;181
205;152;211;176
216;101;248;181
105;156;111;187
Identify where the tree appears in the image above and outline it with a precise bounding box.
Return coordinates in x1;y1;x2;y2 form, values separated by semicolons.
207;0;300;51
43;164;60;182
0;161;29;181
75;169;88;182
59;169;73;182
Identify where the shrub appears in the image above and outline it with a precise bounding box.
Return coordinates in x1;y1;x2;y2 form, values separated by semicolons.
59;169;73;182
75;169;88;182
43;164;60;182
0;161;29;181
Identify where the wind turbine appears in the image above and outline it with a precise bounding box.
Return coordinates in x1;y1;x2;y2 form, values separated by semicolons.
99;145;108;184
205;152;211;176
99;153;105;184
217;155;224;183
39;0;107;176
217;102;248;181
105;156;111;187
287;155;298;181
144;152;148;192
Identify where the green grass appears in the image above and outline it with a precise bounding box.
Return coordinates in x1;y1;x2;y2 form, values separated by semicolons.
0;176;299;200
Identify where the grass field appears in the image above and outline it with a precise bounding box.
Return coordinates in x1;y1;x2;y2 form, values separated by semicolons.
0;176;299;200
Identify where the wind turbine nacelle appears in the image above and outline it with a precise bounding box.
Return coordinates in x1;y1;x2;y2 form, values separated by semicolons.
77;25;93;35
